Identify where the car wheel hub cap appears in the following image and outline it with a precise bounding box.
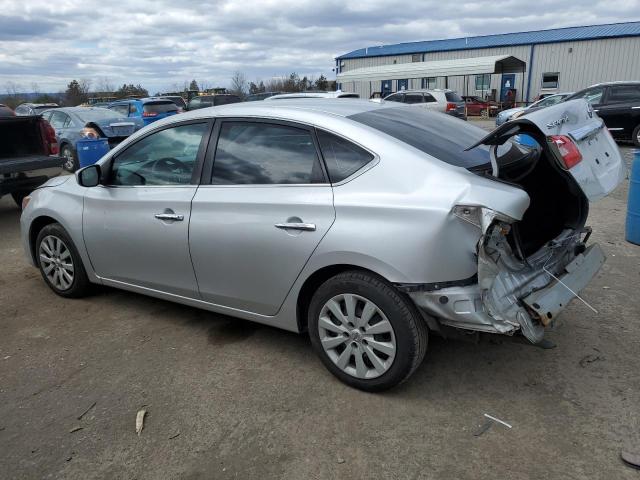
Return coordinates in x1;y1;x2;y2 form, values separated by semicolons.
39;235;74;291
318;293;396;379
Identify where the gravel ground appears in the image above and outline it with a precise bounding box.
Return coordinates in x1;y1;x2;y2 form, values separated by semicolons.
1;132;639;479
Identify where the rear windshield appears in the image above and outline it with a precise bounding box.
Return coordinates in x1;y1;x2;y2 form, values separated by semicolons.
445;92;462;102
143;102;178;114
348;107;521;169
163;97;187;108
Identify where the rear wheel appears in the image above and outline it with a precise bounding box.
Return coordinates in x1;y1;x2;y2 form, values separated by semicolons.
632;125;640;147
61;144;79;172
308;271;428;391
36;223;91;298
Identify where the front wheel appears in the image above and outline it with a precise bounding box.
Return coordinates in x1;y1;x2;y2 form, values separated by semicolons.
308;271;428;392
36;223;91;298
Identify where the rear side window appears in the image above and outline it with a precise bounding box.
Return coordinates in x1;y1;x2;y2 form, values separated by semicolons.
212;122;324;185
445;91;462;102
423;93;437;103
143;102;178;114
385;94;403;103
317;130;374;182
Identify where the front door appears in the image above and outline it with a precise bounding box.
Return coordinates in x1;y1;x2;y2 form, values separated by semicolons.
189;120;335;316
83;121;211;297
500;74;516;102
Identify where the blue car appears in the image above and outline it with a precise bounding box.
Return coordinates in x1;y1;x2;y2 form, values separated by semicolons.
108;97;179;126
41;107;144;172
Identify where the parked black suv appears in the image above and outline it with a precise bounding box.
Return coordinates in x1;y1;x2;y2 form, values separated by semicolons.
565;82;640;146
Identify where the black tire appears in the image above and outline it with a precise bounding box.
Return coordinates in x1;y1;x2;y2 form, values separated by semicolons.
61;144;79;172
11;191;29;209
308;270;428;392
632;125;640;148
35;223;91;298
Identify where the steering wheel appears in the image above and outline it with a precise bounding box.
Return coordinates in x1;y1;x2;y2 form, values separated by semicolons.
150;157;189;183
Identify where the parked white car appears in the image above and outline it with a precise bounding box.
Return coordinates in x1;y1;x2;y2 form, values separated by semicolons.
265;91;360;100
383;89;467;119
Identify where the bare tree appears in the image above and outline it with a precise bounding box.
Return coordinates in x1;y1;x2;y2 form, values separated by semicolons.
229;71;247;98
94;77;115;94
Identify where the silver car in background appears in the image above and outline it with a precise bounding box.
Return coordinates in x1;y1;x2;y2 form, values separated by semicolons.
20;99;624;391
496;92;573;125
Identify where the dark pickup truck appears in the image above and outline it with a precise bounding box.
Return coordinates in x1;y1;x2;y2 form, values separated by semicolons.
0;115;65;207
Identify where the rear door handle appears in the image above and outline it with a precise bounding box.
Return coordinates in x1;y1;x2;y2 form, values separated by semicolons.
275;222;316;231
155;213;184;221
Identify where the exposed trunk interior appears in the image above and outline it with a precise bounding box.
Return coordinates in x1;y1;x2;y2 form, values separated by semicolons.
473;140;589;257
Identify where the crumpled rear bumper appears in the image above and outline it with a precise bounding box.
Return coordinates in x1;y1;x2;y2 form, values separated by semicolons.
407;238;606;343
522;244;605;324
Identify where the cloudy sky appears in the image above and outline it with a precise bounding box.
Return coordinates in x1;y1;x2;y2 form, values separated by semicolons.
1;0;639;94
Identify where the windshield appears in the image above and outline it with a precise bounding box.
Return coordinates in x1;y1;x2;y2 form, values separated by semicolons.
532;95;566;108
348;107;520;169
77;108;127;121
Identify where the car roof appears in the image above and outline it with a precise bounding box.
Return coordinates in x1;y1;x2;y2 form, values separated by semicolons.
588;80;640;88
266;92;359;100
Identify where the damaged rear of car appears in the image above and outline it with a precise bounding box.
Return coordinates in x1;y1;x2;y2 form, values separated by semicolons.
395;99;625;343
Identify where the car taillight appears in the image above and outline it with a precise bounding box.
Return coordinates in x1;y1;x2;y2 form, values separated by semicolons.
41;119;59;155
549;135;582;169
446;102;457;112
142;111;158;117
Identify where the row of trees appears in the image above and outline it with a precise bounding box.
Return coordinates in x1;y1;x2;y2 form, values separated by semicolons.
3;71;338;108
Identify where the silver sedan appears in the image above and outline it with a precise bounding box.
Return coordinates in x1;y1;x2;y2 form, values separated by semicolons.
20;99;624;391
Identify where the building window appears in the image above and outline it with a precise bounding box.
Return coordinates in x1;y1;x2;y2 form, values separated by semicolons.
475;74;491;90
542;72;559;89
421;77;436;89
397;79;409;91
412;54;422;62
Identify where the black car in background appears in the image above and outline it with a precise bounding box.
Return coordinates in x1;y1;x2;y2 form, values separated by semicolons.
187;94;242;111
565;81;640;146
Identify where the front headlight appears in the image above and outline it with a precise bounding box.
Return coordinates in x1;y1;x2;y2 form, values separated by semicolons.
510;110;525;120
22;195;32;210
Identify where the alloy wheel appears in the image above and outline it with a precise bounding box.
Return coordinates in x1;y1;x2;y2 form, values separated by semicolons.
39;235;74;291
317;293;396;379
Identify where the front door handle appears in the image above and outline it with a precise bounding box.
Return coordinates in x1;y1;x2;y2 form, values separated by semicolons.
155;213;184;221
275;222;316;231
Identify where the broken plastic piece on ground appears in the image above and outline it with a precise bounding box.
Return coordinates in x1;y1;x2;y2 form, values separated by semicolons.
136;409;147;436
77;401;96;421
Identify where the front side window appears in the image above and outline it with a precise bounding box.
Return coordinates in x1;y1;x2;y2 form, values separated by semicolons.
317;130;374;182
475;74;491;90
212;122;323;185
384;93;403;103
109;123;208;186
542;72;559;89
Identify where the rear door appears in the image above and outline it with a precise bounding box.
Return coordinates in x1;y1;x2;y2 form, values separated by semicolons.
478;99;625;201
189;119;335;315
597;84;640;137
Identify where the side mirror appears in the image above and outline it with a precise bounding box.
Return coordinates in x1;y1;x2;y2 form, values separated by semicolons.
76;164;101;187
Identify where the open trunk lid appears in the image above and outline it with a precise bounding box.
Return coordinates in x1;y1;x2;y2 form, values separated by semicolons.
470;99;625;201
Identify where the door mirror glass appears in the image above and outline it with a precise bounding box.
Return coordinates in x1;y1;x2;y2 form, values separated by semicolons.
77;164;101;187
